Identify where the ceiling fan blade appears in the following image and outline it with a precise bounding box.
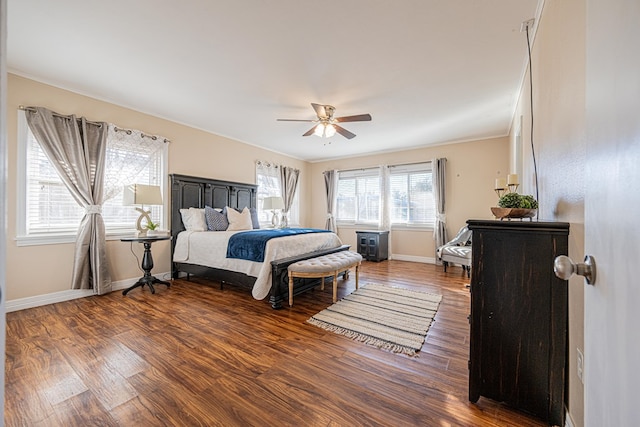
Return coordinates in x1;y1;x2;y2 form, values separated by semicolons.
276;118;315;122
335;113;372;123
302;125;319;137
311;103;327;118
334;124;356;139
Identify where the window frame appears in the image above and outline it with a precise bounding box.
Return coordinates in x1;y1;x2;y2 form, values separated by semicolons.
255;162;300;228
16;111;169;246
388;162;435;230
335;167;382;226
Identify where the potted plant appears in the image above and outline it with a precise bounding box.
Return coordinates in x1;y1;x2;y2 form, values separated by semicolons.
492;193;538;220
145;220;163;236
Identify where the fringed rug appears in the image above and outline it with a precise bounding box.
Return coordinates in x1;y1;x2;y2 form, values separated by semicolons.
307;283;442;356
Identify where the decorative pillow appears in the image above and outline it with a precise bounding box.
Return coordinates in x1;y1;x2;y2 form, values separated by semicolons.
179;208;207;231
225;206;253;231
205;205;229;231
249;207;260;229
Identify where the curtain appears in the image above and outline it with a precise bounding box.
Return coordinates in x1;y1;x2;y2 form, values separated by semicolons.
279;166;300;228
102;125;166;203
25;107;112;294
380;165;392;257
323;170;337;232
433;157;448;261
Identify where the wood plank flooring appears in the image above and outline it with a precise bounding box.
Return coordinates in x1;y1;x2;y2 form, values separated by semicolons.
5;260;546;426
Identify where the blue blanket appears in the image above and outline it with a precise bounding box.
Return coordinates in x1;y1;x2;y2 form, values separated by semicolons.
226;228;331;262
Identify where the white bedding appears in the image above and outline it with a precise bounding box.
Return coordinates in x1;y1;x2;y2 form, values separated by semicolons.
173;230;343;300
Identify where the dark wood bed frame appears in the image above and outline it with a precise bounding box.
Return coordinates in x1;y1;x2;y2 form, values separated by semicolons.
170;174;349;309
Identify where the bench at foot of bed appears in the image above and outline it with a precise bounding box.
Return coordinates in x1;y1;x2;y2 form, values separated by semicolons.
287;251;363;306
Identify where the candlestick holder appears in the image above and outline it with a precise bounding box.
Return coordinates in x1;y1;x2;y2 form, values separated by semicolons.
508;183;519;193
495;188;506;198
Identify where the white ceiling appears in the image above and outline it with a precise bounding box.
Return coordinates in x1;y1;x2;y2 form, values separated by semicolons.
7;0;539;162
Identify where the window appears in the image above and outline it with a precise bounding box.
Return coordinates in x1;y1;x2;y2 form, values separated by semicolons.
255;162;299;226
334;163;435;229
336;168;381;224
389;162;435;227
17;112;168;245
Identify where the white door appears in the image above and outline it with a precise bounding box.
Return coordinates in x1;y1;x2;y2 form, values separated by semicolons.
584;0;640;425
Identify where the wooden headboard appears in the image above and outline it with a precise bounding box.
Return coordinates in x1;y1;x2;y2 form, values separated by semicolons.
169;173;257;244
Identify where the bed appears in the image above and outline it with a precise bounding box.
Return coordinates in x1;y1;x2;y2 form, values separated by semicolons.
170;174;349;308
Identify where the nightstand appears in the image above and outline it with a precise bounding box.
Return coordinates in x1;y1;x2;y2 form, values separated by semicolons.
121;235;171;295
356;230;389;262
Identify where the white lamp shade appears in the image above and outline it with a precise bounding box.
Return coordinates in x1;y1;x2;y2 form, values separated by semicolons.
123;184;163;206
324;124;336;137
263;196;284;210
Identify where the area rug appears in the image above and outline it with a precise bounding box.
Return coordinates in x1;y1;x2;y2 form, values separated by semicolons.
307;283;442;356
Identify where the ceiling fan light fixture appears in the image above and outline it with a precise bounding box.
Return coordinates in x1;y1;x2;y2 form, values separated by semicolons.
278;103;371;140
324;124;336;137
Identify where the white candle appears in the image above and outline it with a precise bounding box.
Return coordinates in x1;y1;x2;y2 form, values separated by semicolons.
495;178;506;190
507;174;519;185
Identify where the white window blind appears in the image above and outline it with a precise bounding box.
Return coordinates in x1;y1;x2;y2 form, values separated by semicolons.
336;168;381;224
18;112;168;245
389;162;435;226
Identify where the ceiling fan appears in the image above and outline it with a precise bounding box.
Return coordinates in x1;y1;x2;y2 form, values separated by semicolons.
277;103;372;139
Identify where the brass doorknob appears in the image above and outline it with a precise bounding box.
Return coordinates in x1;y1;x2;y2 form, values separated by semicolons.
554;255;596;285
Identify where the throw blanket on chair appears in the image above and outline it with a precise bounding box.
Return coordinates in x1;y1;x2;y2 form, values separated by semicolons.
227;228;331;262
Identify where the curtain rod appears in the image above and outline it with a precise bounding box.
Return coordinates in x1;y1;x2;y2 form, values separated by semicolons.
333;166;380;174
19;105;104;127
20;106;170;142
387;160;433;168
333;160;435;174
114;126;170;144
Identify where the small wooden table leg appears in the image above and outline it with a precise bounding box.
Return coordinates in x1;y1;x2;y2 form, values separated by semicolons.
355;263;360;290
288;274;294;307
332;270;339;302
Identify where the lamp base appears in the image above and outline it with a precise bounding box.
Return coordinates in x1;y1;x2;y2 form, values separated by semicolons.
135;207;152;236
271;210;280;228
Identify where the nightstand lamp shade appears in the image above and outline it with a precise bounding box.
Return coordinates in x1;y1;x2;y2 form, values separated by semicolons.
263;196;285;227
123;184;163;236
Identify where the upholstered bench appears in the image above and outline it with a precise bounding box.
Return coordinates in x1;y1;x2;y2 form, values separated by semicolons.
287;251;363;306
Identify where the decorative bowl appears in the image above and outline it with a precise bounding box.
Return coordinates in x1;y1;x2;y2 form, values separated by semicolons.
491;207;537;220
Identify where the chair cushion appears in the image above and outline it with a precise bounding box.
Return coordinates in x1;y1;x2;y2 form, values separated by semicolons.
440;245;472;266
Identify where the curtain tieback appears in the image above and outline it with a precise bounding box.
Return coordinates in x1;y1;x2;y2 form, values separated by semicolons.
437;213;446;222
85;205;102;215
326;213;333;219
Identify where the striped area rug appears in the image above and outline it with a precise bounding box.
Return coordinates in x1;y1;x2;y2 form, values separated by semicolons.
307;283;442;356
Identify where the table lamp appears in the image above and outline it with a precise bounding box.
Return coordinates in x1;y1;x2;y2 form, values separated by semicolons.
123;184;163;236
262;196;284;228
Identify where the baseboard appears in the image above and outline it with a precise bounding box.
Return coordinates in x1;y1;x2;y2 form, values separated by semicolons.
6;271;171;312
389;254;435;264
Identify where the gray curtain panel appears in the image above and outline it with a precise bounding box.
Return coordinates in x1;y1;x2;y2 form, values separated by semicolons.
433;158;448;260
323;170;337;232
25;107;112;294
279;166;300;227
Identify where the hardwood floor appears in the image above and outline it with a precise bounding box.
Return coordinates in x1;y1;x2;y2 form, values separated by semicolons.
5;261;546;426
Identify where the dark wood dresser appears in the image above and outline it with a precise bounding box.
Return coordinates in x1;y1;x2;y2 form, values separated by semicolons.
466;219;569;426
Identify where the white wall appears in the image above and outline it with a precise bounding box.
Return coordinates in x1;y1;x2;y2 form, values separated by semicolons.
511;0;586;424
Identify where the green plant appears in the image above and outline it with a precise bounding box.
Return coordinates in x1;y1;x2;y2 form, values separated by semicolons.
520;195;538;209
498;193;538;209
498;192;522;208
145;220;159;231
